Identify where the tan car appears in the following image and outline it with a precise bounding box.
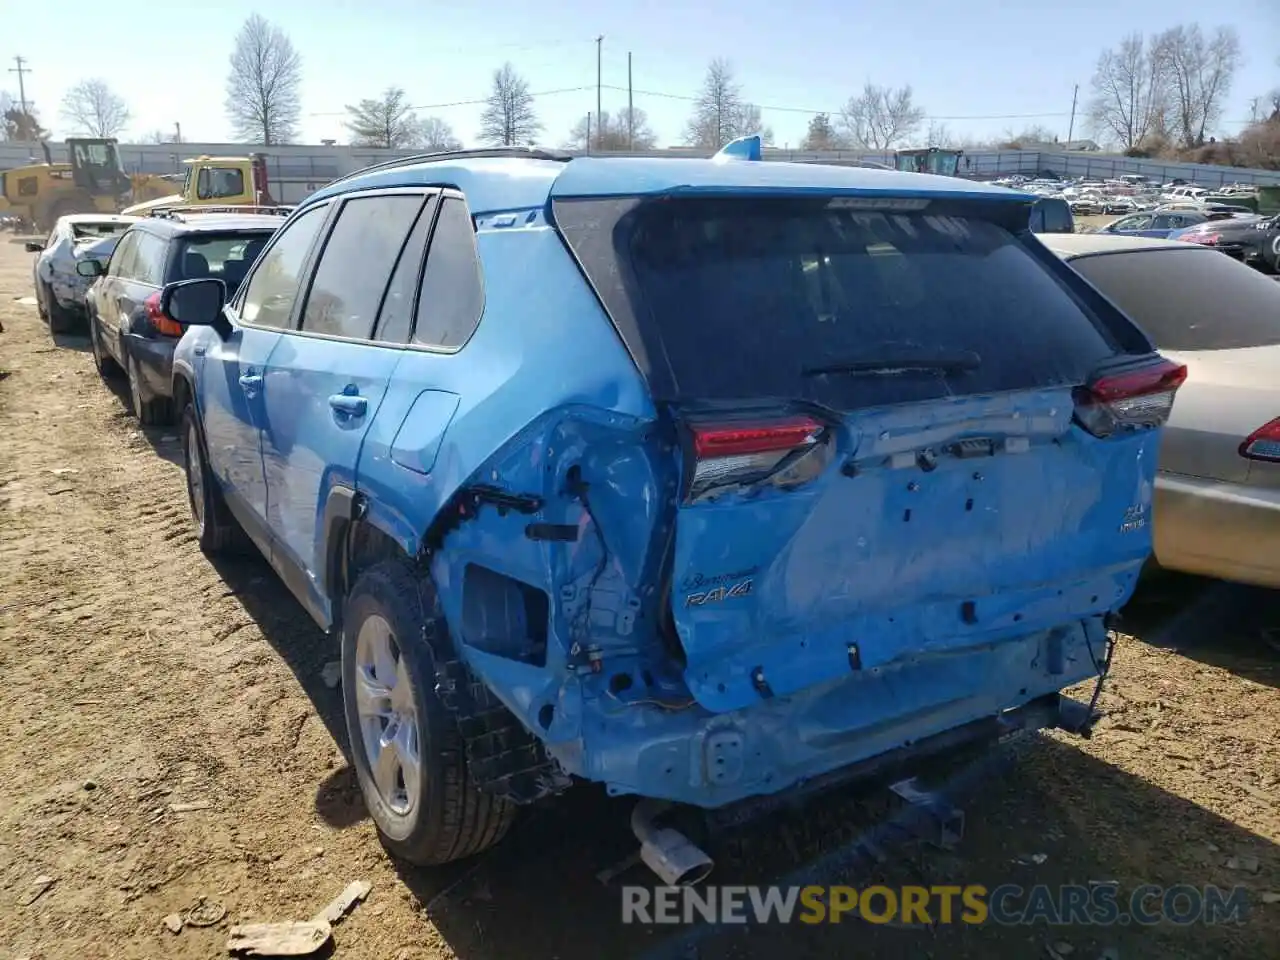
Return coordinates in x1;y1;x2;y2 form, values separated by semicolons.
1042;233;1280;587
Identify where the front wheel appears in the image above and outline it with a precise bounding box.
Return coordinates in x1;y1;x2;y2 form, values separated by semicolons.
342;561;516;865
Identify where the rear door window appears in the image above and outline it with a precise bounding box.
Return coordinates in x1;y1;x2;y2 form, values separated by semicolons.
300;193;426;341
556;196;1120;408
1068;247;1280;351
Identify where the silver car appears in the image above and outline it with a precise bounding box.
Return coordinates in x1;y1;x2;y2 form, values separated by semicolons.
1042;233;1280;587
26;214;138;333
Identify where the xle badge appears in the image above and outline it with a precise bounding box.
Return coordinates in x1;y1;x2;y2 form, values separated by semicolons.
685;577;753;607
1119;504;1147;533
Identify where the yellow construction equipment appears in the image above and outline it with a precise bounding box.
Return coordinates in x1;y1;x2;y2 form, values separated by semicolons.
0;138;131;231
121;154;279;216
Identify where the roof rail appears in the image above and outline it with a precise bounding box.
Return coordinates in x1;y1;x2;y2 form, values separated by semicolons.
148;204;294;219
332;146;573;186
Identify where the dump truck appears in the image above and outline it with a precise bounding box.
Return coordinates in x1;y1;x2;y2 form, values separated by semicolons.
120;153;280;216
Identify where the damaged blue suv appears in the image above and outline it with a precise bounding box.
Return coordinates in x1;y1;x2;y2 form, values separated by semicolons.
163;139;1184;883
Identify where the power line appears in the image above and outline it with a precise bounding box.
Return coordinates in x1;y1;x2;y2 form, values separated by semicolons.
307;85;595;118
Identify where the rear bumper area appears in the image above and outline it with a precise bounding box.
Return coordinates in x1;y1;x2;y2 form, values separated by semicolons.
549;621;1107;808
125;335;177;402
1154;472;1280;588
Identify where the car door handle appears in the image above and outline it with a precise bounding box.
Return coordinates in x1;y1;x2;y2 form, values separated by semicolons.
239;374;263;389
328;394;368;417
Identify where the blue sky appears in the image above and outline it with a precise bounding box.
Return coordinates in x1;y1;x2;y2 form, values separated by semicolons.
6;0;1278;147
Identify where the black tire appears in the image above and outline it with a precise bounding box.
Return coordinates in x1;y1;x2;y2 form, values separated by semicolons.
45;282;77;334
342;561;516;865
35;279;48;320
181;402;245;555
89;313;122;379
127;354;173;426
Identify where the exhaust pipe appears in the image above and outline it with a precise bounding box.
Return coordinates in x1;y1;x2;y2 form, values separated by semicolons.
631;798;714;887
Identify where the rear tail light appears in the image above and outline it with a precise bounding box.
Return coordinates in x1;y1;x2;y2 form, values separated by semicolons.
685;416;828;501
1180;232;1220;245
145;292;183;338
1240;419;1280;462
1073;358;1187;438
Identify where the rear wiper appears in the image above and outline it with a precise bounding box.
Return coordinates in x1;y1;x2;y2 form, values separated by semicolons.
802;350;981;378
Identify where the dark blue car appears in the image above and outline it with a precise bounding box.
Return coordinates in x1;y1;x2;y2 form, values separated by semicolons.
160;140;1184;882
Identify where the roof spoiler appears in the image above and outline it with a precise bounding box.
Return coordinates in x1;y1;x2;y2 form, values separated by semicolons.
712;134;762;162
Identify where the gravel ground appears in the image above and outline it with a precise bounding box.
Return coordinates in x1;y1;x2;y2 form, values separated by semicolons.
1;235;1278;960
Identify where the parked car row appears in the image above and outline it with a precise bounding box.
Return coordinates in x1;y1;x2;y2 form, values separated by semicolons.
21;143;1278;886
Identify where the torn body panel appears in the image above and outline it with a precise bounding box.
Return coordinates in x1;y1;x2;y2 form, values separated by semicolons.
423;391;1146;808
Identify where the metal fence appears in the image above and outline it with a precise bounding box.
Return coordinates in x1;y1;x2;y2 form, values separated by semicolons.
3;140;1277;191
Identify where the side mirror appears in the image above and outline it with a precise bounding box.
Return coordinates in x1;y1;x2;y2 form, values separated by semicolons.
24;241;43;253
76;258;105;277
161;278;231;339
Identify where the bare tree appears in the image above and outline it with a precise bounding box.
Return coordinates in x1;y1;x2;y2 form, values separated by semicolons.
997;124;1059;148
1152;25;1241;148
138;129;171;144
1086;34;1168;150
838;83;925;149
225;14;303;145
345;87;423;148
924;120;957;147
801;113;846;150
684;59;760;149
60;79;131;138
478;63;540;146
419;117;462;151
1;93;46;142
567;107;657;150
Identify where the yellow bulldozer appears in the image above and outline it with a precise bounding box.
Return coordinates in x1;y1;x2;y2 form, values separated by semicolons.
0;138;133;231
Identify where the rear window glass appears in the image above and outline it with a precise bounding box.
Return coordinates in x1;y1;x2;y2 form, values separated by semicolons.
71;222;130;240
173;232;274;295
557;196;1119;408
1068;247;1280;351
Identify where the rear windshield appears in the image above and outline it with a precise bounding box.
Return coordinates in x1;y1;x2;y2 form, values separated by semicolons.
171;231;273;296
1068;247;1280;351
556;196;1120;408
72;222;130;240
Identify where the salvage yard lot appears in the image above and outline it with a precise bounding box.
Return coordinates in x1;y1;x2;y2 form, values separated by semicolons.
0;235;1278;960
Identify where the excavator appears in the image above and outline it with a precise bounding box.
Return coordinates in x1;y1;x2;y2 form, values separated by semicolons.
894;146;965;176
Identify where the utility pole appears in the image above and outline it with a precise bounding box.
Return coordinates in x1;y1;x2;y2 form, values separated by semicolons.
174;121;182;144
627;52;634;151
1248;97;1259;124
1066;83;1079;145
586;113;592;156
9;55;31;114
595;35;603;152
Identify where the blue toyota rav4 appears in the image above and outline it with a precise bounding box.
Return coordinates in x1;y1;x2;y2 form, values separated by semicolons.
162;140;1184;883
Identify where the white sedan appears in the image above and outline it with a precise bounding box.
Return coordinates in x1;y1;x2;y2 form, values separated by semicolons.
26;214;138;333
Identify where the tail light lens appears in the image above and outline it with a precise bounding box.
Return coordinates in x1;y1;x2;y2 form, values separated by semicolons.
685;416;828;502
1240;419;1280;462
1073;358;1187;438
1180;232;1220;245
145;292;183;337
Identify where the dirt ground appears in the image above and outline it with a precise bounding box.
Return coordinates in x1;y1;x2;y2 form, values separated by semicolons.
1;235;1278;960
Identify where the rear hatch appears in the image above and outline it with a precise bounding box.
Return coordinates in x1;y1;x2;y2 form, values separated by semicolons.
553;185;1180;713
